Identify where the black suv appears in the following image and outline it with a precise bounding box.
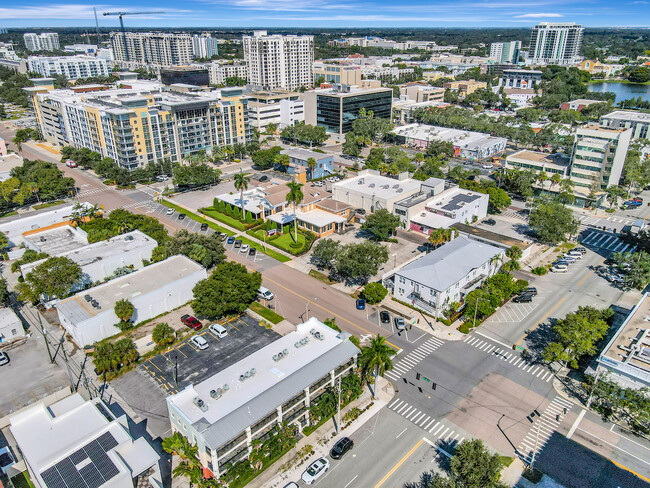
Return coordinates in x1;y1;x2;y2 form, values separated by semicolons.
483;218;496;226
380;311;390;324
521;287;537;297
513;294;533;303
329;437;353;460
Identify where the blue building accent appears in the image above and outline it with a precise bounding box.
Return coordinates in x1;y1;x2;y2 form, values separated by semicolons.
280;148;334;180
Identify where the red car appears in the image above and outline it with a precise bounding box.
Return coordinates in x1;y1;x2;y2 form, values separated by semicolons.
181;314;202;330
632;197;643;203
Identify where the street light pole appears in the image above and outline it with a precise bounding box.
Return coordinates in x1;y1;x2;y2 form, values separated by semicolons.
586;365;601;409
336;375;342;434
472;296;488;328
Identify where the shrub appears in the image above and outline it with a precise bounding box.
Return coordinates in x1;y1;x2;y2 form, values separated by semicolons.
152;322;175;346
362;282;388;304
532;266;548;276
458;323;470;334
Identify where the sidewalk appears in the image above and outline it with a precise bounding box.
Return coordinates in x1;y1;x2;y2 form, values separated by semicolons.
246;377;395;488
379;297;466;342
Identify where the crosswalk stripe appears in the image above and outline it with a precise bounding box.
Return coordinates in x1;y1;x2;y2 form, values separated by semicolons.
418;415;430;426
423;418;435;430
439;427;450;438
411;412;424;422
390;399;404;410
396;404;410;414
536;369;544;377
405;409;419;420
486;345;495;353
508;356;517;363
430;422;442;434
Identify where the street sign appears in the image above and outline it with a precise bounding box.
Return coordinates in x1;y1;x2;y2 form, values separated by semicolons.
422;376;431;383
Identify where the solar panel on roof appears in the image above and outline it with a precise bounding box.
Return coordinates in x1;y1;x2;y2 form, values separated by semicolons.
79;462;104;488
69;449;88;465
41;467;67;488
97;432;118;452
55;458;86;488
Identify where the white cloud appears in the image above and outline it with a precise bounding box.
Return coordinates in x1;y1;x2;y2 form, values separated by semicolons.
0;4;190;19
514;12;564;17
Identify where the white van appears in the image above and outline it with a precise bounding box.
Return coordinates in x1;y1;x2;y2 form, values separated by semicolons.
552;264;568;273
209;323;228;338
258;286;274;301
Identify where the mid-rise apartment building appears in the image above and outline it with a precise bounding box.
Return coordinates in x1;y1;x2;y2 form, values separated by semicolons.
29;81;252;169
601;110;650;140
0;42;19;61
313;62;361;86
110;32;193;67
245;89;304;131
528;22;583;65
489;41;522;64
303;85;392;135
243;30;314;91
192;34;218;59
24;32;59;52
443;79;487;97
166;318;359;479
27;55;111;80
500;69;542;89
569;124;632;190
209;62;248;85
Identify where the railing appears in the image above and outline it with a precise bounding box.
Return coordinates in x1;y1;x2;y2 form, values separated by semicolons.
409;292;438;315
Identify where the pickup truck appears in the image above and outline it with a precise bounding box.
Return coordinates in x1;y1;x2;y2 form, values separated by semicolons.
181;314;202;330
65;159;78;168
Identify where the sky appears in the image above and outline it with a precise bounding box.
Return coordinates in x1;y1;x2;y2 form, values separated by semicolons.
0;0;649;28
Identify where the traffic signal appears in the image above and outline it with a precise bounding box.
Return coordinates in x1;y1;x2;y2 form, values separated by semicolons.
416;372;421;380
432;383;437;390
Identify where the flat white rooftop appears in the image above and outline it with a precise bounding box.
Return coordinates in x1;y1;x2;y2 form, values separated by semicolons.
55;255;203;322
393;123;507;151
23;225;88;255
333;172;421;200
603;110;650;123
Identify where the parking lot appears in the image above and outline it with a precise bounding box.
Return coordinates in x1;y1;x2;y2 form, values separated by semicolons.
0;335;70;417
143;315;280;394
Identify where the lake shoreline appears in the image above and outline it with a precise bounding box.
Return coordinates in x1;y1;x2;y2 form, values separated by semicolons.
588;79;650;86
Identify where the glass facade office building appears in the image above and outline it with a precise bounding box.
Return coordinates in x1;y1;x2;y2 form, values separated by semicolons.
316;89;392;134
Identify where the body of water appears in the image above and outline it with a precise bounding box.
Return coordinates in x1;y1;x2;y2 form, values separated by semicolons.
588;82;650;103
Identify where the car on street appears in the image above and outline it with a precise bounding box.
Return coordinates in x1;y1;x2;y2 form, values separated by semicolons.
282;483;299;488
190;335;209;350
248;247;257;256
226;236;235;245
394;316;406;331
355;208;366;215
551;265;568;273
156;175;169;182
200;223;208;231
0;352;9;366
566;251;582;259
166;208;174;216
574;247;587;254
380;310;390;324
234;239;242;248
258;286;275;301
561;255;576;263
178;213;186;221
329;437;354;460
356;298;365;310
513;294;533;303
219;232;228;241
483;218;496;226
313;180;324;187
181;314;202;330
240;244;250;253
209;323;228;338
301;458;329;485
0;446;16;474
482;164;494;169
555;259;571;267
632;197;643;203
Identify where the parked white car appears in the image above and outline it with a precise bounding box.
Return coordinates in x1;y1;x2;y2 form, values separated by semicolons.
483;164;494;169
241;244;250;253
166;208;174;216
301;458;329;485
190;335;209;350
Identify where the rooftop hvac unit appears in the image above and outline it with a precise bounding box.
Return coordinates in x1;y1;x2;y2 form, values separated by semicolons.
239;368;257;381
393;184;399;188
294;337;310;348
124;235;134;241
193;397;208;411
396;188;403;193
368;183;375;188
382;185;389;189
358;178;364;184
210;388;223;399
84;294;92;302
40;236;46;242
313;331;324;341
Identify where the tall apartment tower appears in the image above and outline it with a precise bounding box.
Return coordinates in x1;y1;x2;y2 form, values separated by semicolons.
489;41;521;64
24;33;60;52
111;32;193;67
243;30;314;91
192;34;218;59
528;22;583;65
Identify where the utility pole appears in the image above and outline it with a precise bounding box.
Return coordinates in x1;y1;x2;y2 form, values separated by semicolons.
174;354;178;387
336;375;342;434
530;416;542;468
586;365;601;409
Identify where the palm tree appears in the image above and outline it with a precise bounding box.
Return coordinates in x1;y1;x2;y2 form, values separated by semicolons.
536;171;548;189
550;173;562;190
233;171;250;220
311;386;338;427
172;461;203;488
358;335;393;396
222;146;234;163
286;181;304;242
28;182;40;203
306;157;317;181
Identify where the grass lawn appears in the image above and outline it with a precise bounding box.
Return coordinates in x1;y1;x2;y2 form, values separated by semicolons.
0;210;18;218
309;269;334;284
238;236;291;263
249;301;284;324
11;472;35;488
200;207;247;231
33;200;65;210
161;201;233;235
268;231;310;255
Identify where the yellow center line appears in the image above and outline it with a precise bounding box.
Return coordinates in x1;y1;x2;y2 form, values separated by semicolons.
515;257;606;345
264;276;399;350
610;459;650;483
374;438;424;488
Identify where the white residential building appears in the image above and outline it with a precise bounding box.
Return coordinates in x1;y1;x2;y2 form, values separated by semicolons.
166;317;359;479
110;32;193;67
245;90;304;131
243;30;314;91
489;41;521;64
27;56;111;80
209;62;248;85
63;44;98;54
0;42;19;61
383;236;504;317
0;307;24;344
527;23;583;65
55;255;207;346
10;393;162;488
192;34;218;59
601;111;650;140
24;33;60;52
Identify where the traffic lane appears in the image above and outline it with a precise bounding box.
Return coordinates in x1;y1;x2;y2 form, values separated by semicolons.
311;409;435;488
570;410;650;480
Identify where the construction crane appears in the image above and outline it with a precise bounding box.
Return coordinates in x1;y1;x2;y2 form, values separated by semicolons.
102;11;165;61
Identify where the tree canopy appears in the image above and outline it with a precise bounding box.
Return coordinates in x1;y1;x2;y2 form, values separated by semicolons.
529;201;578;244
361;208;402;240
19;256;82;302
154;230;225;269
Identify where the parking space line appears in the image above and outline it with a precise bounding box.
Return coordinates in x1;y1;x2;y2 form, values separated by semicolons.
148;360;162;372
175;347;188;358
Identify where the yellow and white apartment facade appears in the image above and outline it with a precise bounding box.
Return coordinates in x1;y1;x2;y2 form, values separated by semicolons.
30;82;252;170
